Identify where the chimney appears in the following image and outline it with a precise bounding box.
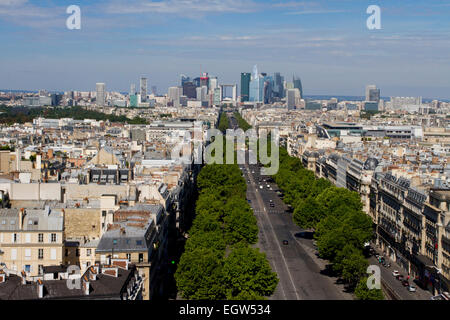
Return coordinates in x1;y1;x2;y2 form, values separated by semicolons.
88;267;97;281
36;154;42;170
19;208;25;229
111;258;129;270
93;264;100;274
21;271;26;285
0;271;5;283
82;275;90;295
37;279;44;298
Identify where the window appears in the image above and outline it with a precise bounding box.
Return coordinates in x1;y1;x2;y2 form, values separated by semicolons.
11;249;17;260
25;233;31;243
10;220;15;225
86;249;91;257
65;249;68;257
24;249;31;257
12;233;17;243
38;249;44;260
138;253;143;263
76;249;80;257
1;220;5;225
51;233;56;242
24;265;31;273
86;262;91;267
50;248;56;260
38;265;43;275
38;233;43;243
126;253;131;262
102;210;107;217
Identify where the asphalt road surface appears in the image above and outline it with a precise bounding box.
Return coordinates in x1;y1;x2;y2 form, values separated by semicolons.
241;161;353;300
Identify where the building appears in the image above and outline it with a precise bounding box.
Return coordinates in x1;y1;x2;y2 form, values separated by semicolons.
96;83;106;107
293;75;303;99
0;207;64;277
249;65;264;102
168;87;182;107
182;81;197;99
366;84;380;102
140;77;148;103
240;72;251;102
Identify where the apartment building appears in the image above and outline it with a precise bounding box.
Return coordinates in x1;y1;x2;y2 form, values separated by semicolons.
0;207;64;277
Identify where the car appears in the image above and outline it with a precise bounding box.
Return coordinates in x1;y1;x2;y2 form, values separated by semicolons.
282;240;288;245
259;185;263;189
407;285;416;292
392;270;400;277
270;203;275;207
247;199;251;203
396;274;404;281
401;280;409;287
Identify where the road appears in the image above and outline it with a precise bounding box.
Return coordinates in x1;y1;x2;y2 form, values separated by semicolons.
242;163;352;300
368;249;432;300
228;113;352;300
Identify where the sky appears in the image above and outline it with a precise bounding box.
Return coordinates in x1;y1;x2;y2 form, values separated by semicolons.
1;0;450;99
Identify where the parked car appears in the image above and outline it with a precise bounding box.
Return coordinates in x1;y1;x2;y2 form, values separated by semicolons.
392;270;400;277
407;285;416;292
270;203;275;207
282;240;288;245
397;275;404;281
402;280;409;287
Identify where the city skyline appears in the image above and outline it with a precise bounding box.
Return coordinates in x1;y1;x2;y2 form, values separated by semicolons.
1;0;450;99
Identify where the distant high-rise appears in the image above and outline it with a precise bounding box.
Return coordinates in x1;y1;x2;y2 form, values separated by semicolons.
96;83;106;106
140;77;148;102
200;73;209;91
182;81;197;99
130;84;136;96
293;75;303;99
365;84;380;102
168;86;182;107
240;72;251;102
273;72;284;99
151;86;157;95
209;77;218;91
286;88;301;110
180;74;190;86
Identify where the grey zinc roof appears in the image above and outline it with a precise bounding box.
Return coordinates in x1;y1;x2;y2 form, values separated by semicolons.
0;208;63;231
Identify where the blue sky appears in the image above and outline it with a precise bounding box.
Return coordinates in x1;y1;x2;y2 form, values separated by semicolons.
1;0;450;99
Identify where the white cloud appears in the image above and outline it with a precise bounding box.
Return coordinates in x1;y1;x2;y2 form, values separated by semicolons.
0;0;28;6
105;0;259;16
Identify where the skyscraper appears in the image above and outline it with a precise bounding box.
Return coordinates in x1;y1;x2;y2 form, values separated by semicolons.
273;72;284;99
240;72;251;102
96;83;106;106
180;74;190;86
365;84;380;102
168;86;182;107
293;75;303;99
130;83;136;96
140;77;148;103
182;81;197;99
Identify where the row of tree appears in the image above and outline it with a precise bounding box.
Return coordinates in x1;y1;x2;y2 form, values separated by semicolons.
233;112;252;131
218;112;230;133
0;105;148;125
175;164;279;299
175;114;278;299
273;147;384;300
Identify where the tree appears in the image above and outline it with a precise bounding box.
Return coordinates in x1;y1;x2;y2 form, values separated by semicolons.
354;277;384;300
333;244;368;287
223;207;258;245
293;196;322;230
175;247;226;300
184;230;227;253
222;245;278;299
